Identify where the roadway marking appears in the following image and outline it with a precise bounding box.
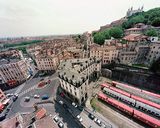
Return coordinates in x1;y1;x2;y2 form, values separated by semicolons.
18;77;58;97
15;83;26;94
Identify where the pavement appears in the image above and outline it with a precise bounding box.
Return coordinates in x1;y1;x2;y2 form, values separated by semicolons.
56;93;117;128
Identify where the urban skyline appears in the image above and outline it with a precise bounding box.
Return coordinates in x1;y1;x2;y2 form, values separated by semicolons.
0;0;159;37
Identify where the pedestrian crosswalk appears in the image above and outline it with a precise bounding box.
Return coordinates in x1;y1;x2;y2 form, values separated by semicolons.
19;85;37;97
15;83;26;94
18;77;58;97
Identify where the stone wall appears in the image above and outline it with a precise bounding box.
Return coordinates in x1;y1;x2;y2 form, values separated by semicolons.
111;69;160;93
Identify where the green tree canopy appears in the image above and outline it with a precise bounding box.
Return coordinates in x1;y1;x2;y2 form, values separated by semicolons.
151;18;160;27
93;32;105;45
145;29;158;36
109;27;123;39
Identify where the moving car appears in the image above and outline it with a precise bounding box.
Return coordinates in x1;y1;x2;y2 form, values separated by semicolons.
24;97;30;102
34;94;40;99
41;94;49;100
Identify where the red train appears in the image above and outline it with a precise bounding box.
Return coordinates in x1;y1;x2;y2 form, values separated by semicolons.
101;83;160;110
98;93;160;128
112;81;160;99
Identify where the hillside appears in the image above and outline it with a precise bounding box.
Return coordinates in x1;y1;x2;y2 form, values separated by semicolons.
93;7;160;45
122;7;160;29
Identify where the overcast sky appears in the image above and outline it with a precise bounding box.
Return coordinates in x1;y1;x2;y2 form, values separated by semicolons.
0;0;159;37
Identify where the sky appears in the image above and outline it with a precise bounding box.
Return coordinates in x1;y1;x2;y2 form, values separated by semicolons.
0;0;159;37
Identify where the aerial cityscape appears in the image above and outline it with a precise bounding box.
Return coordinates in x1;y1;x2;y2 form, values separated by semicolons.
0;0;160;128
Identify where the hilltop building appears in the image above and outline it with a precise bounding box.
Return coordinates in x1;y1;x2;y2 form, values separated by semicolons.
126;6;143;17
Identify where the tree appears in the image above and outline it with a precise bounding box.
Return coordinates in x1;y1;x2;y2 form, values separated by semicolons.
145;29;158;36
102;29;111;39
109;27;123;39
151;18;160;27
93;32;105;45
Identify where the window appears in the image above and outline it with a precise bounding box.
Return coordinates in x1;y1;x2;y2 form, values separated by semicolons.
75;92;77;96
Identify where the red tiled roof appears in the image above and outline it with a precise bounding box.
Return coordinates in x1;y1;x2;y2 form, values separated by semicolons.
36;108;47;119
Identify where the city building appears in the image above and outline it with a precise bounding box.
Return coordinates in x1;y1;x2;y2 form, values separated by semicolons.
147;42;160;64
125;28;143;35
35;56;59;71
123;34;148;51
90;41;120;64
0;89;7;111
118;51;137;64
58;58;101;105
0;108;58;128
135;45;150;64
0;50;31;86
126;6;143;17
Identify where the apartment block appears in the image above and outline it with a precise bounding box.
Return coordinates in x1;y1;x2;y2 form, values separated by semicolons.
118;51;137;64
0;50;31;86
58;58;101;105
147;42;160;64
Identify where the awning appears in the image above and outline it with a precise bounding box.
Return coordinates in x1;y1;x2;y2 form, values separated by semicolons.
2;99;10;105
0;103;4;111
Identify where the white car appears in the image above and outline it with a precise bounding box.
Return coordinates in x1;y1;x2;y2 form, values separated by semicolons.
58;121;64;128
53;115;59;123
14;93;19;97
59;100;64;105
72;102;77;108
34;94;40;98
24;96;30;102
76;115;83;122
6;93;14;97
94;118;102;126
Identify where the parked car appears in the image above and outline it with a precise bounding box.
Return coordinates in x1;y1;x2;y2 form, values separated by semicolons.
6;93;14;97
94;118;102;126
24;97;30;102
14;93;19;97
12;96;18;101
0;114;6;121
34;94;40;99
88;113;95;120
53;115;59;123
58;121;64;128
77;106;84;111
59;100;64;105
76;115;83;122
72;102;77;108
41;94;49;100
63;103;68;109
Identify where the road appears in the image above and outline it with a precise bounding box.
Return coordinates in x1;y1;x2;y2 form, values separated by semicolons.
56;94;118;128
6;73;58;118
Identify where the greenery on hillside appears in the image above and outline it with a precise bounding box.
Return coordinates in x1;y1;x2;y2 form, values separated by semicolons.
93;7;160;45
122;7;160;29
4;40;43;48
93;26;123;45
